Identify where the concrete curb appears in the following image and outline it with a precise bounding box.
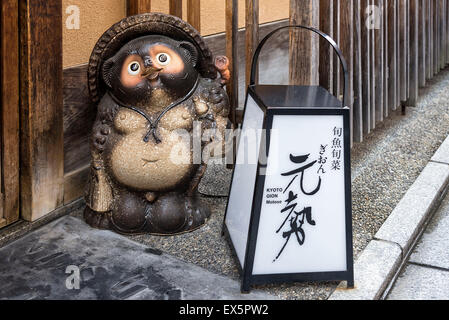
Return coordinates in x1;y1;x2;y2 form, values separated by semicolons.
329;136;449;300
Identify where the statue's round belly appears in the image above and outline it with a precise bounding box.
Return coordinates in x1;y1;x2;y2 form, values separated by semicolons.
109;129;194;191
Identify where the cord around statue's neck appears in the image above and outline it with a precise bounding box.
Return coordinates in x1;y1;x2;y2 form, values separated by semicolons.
107;76;200;144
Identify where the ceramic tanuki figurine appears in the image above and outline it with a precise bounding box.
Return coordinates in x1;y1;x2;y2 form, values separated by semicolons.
84;13;231;235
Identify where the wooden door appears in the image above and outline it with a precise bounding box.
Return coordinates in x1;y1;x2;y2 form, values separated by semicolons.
0;0;20;229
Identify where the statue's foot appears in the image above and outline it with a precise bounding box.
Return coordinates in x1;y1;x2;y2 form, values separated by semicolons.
144;193;211;235
84;206;112;230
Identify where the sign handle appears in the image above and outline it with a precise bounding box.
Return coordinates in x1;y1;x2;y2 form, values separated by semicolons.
249;25;349;109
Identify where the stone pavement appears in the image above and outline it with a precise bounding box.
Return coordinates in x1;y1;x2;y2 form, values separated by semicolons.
387;190;449;300
0;216;275;300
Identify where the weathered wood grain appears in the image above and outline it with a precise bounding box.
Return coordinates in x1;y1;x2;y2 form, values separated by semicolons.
225;0;239;125
246;0;259;86
333;0;341;97
427;0;433;79
387;0;398;111
407;0;418;106
370;0;376;129
64;165;89;205
1;0;20;226
187;0;201;33
169;0;182;18
63;65;95;174
319;0;333;92
340;0;354;143
374;0;384;122
399;0;407;101
20;0;64;221
418;0;426;87
127;0;151;16
289;0;319;86
353;0;363;142
383;0;389;117
361;0;372;133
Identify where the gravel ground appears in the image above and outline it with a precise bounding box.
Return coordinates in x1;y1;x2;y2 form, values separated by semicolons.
3;68;449;300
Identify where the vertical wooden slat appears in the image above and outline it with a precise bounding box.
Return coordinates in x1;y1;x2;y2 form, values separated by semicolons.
388;0;398;111
333;0;341;97
1;0;20;226
383;0;389;117
399;0;407;101
445;1;449;65
434;0;439;75
395;0;400;107
187;0;201;32
319;0;333;92
246;0;259;87
226;0;238;125
427;0;433;79
374;0;384;122
353;0;363;142
405;0;410;99
127;0;151;15
361;0;371;132
370;0;376;128
407;0;418;106
440;0;446;68
418;0;426;87
361;0;371;133
169;0;182;18
289;0;319;86
20;0;64;221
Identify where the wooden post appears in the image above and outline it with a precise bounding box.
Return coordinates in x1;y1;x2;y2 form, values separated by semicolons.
226;0;239;125
427;0;433;79
353;0;363;142
399;0;407;101
1;0;20;226
246;0;259;87
361;0;372;133
187;0;201;32
383;0;389;117
434;0;439;75
127;0;151;15
370;0;376;129
407;0;418;106
440;0;446;68
289;0;319;86
319;0;333;93
169;0;183;18
387;0;398;111
339;1;354;143
374;0;383;122
20;0;64;221
333;0;341;97
445;1;449;64
418;0;426;87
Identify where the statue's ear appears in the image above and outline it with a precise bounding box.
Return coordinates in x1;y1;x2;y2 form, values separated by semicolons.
179;41;198;68
102;58;114;88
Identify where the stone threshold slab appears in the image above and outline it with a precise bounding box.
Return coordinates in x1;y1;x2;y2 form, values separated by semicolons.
0;216;275;300
329;137;449;300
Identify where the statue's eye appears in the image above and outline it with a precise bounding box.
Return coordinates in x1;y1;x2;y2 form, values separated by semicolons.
156;53;171;66
127;61;141;76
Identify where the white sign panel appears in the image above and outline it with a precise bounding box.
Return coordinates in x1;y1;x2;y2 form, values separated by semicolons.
225;95;265;267
252;114;348;275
